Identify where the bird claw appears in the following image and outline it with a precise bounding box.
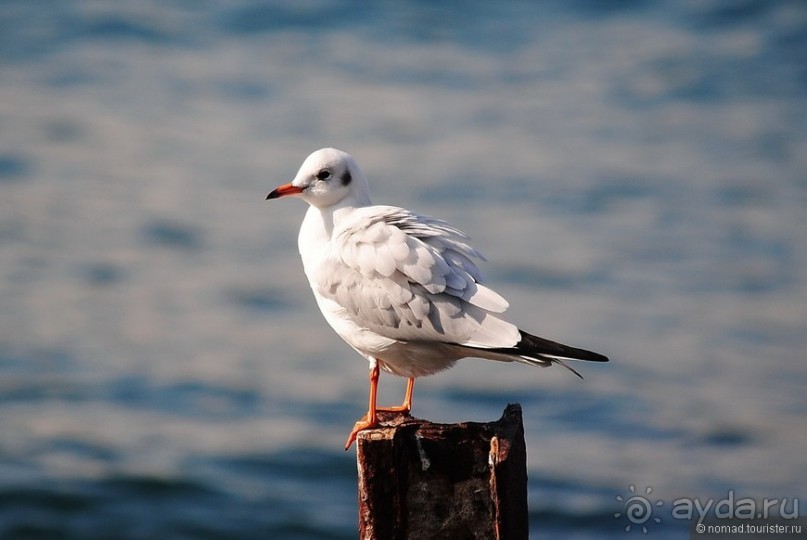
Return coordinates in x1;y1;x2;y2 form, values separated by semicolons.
344;407;413;450
344;415;377;450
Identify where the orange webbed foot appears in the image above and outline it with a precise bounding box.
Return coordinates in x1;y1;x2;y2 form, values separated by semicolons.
376;404;411;414
345;414;378;450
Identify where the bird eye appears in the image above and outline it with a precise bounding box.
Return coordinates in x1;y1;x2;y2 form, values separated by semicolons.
316;169;331;180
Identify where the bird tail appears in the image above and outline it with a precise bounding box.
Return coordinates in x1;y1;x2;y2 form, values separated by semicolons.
463;330;609;379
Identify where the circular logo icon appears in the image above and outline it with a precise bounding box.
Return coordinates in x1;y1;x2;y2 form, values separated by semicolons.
615;485;663;533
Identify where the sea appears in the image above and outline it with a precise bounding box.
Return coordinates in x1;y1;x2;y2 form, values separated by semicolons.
1;1;805;538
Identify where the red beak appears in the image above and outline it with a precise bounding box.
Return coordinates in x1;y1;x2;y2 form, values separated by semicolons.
266;183;304;200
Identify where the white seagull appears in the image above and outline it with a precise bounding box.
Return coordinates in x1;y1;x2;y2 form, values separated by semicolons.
267;148;608;449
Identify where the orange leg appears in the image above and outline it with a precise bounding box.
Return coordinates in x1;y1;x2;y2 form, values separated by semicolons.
378;377;415;413
344;363;416;450
345;362;380;450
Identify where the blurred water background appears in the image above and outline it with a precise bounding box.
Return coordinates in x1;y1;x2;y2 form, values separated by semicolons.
1;1;805;538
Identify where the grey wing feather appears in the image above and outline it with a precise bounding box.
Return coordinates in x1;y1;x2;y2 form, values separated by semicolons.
321;206;519;348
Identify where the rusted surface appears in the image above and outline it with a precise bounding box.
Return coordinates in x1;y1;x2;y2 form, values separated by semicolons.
356;404;528;540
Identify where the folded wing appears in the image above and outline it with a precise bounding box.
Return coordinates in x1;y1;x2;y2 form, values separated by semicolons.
317;206;520;348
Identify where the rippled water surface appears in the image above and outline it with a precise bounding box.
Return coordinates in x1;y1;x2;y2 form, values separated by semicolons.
1;1;805;538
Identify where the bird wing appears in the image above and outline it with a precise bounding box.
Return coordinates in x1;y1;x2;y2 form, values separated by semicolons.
315;206;520;348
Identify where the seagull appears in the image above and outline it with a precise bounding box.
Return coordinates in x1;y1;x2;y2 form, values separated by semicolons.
266;148;608;449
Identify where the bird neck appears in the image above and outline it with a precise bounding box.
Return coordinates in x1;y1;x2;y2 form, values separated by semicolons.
298;189;373;257
300;205;333;247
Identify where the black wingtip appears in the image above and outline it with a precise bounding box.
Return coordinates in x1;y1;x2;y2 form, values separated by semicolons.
519;330;609;363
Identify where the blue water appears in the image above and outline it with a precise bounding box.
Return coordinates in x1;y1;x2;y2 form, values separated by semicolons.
1;1;805;538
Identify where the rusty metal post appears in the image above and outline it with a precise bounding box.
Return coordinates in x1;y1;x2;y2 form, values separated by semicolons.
356;403;528;539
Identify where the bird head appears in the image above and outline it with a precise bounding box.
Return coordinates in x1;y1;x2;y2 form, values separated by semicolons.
266;148;371;209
